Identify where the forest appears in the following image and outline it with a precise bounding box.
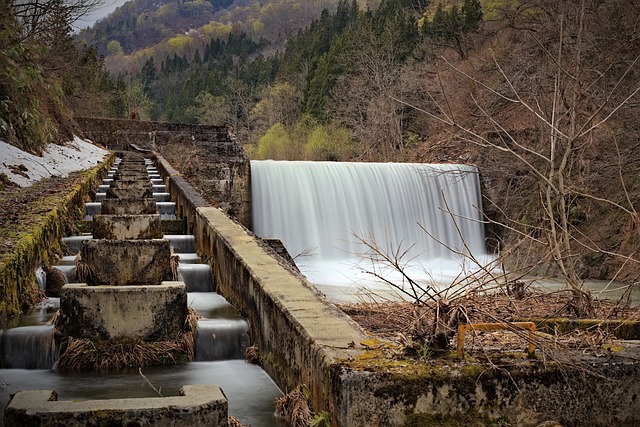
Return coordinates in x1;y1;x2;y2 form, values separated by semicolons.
1;0;639;299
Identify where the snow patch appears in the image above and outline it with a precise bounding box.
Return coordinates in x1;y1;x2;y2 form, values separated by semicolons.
0;137;110;187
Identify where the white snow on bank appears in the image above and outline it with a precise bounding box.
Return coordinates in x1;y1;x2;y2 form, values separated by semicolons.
0;137;110;187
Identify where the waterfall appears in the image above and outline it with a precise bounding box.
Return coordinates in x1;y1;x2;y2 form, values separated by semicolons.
195;319;250;361
0;325;58;369
251;160;492;291
178;264;214;292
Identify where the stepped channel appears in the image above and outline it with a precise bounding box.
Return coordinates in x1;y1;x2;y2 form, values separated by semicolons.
0;152;282;426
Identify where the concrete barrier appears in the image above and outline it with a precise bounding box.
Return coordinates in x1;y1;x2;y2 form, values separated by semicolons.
101;198;157;215
4;384;228;427
58;282;188;340
193;206;369;423
80;239;172;286
93;214;163;240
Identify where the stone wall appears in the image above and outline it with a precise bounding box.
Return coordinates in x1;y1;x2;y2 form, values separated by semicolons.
77;117;250;228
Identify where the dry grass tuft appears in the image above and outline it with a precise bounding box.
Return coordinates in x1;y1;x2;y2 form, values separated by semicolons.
56;336;193;370
244;345;259;364
274;385;312;427
56;308;201;370
228;416;250;427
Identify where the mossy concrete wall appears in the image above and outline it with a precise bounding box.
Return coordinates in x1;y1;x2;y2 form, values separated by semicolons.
80;239;172;286
0;155;114;322
339;349;640;426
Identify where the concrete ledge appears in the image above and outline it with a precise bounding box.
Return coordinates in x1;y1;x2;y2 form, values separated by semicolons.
93;214;163;240
58;282;188;340
74;219;184;235
109;178;152;191
106;186;153;200
193;206;368;421
4;384;228;427
520;318;640;340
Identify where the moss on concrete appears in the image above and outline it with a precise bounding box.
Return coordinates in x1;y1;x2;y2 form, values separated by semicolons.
404;412;512;427
0;154;114;322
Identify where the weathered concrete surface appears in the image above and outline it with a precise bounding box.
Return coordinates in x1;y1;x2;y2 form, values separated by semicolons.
93;214;163;240
109;178;153;191
58;282;187;340
106;185;154;200
80;239;172;286
339;349;640;427
114;171;151;181
193;206;368;424
76;117;251;227
522;318;640;340
4;384;228;427
101;198;157;215
75;218;184;235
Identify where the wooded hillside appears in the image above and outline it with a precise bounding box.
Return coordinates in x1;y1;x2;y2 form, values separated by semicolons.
2;0;637;289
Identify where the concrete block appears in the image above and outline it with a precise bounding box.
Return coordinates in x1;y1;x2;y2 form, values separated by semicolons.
118;160;147;171
106;186;154;200
93;214;163;240
115;170;151;180
110;178;153;191
80;239;172;286
58;282;188;340
101;198;157;215
4;385;228;427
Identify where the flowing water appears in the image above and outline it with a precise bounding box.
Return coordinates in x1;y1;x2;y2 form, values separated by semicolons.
178;264;214;292
0;157;283;426
251;160;493;300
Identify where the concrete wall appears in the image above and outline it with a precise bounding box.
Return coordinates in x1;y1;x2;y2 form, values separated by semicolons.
194;206;368;423
59;282;188;340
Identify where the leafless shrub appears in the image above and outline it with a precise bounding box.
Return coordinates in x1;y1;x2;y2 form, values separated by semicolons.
274;385;313;427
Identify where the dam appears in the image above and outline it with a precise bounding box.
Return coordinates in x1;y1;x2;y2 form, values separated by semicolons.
251;160;491;299
1;117;638;426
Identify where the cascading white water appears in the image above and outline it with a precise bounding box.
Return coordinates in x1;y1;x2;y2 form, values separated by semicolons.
251;160;492;293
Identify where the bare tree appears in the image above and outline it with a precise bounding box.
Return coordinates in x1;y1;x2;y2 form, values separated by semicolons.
10;0;101;42
393;0;640;317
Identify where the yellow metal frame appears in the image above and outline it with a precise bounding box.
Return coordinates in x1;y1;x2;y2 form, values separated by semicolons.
457;322;536;359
